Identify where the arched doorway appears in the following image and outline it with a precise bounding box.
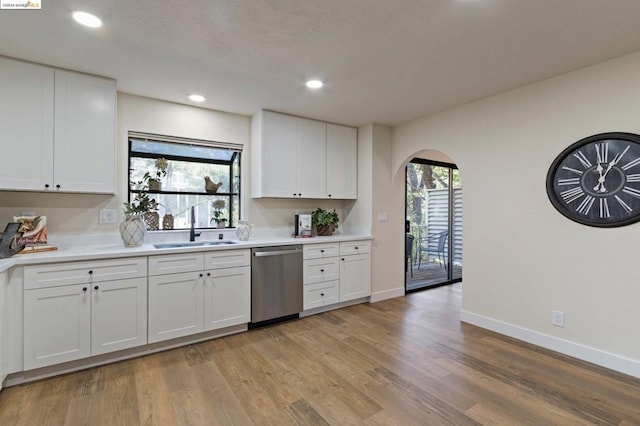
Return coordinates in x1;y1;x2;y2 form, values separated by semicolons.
405;156;462;292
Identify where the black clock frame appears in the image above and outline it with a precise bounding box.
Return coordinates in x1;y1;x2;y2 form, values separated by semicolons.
546;132;640;228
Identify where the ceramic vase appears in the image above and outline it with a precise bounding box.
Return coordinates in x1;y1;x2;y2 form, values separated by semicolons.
236;220;254;241
119;215;146;247
162;213;174;230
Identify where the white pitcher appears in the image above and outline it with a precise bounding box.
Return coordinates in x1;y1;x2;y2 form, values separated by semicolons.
235;220;254;241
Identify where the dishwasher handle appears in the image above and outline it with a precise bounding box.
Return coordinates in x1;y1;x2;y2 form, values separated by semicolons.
253;248;302;257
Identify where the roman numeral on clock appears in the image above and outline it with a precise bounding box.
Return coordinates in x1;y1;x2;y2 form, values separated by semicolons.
621;156;640;171
596;142;609;164
576;195;595;215
626;173;640;183
557;177;580;186
573;150;592;169
622;186;640;199
615;195;633;213
599;197;610;218
560;186;584;203
561;165;583;175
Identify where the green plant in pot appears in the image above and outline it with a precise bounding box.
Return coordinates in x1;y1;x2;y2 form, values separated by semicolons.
211;199;228;228
312;208;339;236
120;177;160;247
146;157;168;191
123;178;160;217
123;175;161;231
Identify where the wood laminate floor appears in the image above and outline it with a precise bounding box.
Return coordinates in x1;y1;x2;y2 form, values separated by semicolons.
1;283;640;425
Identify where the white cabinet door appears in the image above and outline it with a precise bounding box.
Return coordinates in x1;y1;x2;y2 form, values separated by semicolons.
54;70;116;194
296;117;326;198
0;57;54;191
91;277;147;355
260;111;298;197
204;266;250;331
339;253;371;302
326;123;357;199
24;285;91;370
148;272;204;343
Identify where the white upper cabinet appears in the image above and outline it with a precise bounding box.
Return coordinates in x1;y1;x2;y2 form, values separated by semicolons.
0;57;116;194
257;111;298;197
54;70;116;193
0;57;54;191
326;124;357;199
296;117;327;198
252;110;357;199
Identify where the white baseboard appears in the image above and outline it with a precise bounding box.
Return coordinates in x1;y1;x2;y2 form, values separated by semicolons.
461;310;640;379
370;286;405;303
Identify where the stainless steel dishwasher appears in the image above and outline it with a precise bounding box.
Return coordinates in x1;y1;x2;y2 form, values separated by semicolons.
250;245;303;327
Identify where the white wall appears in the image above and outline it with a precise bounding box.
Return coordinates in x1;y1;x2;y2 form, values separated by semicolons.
0;93;350;234
392;52;640;376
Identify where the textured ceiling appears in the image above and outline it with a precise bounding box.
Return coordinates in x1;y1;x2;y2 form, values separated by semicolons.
2;1;640;126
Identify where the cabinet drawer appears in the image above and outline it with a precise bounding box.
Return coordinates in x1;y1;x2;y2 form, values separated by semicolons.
339;240;371;256
303;258;339;284
303;280;339;310
149;253;204;276
204;249;250;269
304;243;339;260
25;257;147;290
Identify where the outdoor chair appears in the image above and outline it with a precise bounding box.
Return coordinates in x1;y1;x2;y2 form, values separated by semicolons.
405;233;414;277
418;230;448;271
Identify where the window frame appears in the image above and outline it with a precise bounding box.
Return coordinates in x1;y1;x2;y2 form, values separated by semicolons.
127;133;242;230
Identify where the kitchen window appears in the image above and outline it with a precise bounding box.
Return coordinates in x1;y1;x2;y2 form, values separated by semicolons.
128;133;241;230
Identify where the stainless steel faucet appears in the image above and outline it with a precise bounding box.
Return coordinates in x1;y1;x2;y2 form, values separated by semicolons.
189;206;201;242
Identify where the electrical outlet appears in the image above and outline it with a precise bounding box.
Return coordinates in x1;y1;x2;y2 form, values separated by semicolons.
552;310;565;327
99;209;117;224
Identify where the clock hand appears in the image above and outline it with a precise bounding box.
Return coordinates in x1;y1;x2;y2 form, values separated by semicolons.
593;164;606;192
597;148;628;192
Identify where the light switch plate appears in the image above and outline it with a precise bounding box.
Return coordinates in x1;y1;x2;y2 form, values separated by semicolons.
99;209;117;224
378;212;389;222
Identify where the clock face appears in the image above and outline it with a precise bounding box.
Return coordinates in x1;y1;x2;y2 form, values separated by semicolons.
546;132;640;227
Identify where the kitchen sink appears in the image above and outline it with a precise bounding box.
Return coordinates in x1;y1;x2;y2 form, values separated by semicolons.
153;241;238;249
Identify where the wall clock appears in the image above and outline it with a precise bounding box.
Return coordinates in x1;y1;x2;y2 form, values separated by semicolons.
546;132;640;227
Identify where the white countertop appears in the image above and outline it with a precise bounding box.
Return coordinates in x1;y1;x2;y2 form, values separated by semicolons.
0;259;15;273
3;230;372;267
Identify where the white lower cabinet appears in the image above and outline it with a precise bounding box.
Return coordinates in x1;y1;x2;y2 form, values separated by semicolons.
148;250;250;344
91;278;147;355
23;258;147;370
303;243;340;310
303;281;339;310
204;267;251;330
148;272;204;343
303;241;372;310
339;241;372;302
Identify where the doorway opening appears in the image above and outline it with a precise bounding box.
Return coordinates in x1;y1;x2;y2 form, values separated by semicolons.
405;158;462;292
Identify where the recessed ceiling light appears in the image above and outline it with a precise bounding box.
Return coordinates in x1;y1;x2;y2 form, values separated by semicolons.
188;94;206;102
72;11;102;28
306;80;324;89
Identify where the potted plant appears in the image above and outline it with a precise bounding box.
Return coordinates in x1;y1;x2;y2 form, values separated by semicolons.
312;208;339;236
146;157;168;191
211;199;227;228
120;176;160;247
